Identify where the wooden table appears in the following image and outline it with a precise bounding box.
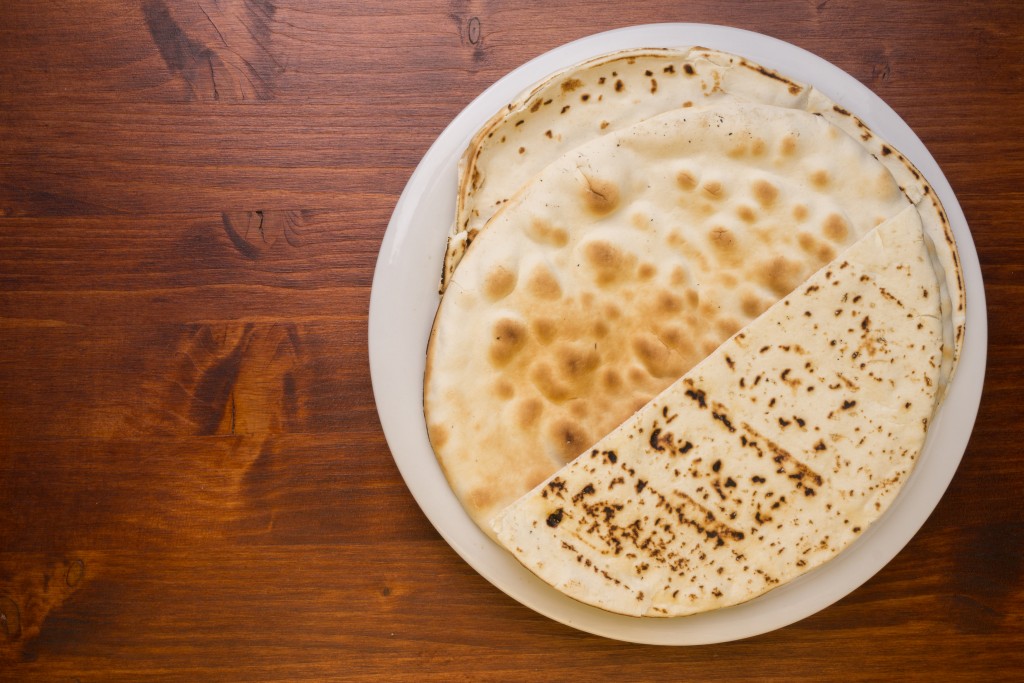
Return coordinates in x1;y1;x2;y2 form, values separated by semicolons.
2;1;1021;679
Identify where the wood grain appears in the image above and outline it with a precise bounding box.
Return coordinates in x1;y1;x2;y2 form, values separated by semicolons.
2;0;1022;680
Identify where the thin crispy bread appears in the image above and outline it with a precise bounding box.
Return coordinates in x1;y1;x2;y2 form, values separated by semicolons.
443;47;809;290
492;206;942;616
442;47;965;380
425;100;919;539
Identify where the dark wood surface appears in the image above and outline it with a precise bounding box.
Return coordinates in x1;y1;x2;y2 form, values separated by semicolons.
2;1;1022;680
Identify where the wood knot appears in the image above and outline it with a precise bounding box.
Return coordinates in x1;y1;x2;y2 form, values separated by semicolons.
0;595;21;641
65;559;85;588
221;210;306;258
872;59;892;83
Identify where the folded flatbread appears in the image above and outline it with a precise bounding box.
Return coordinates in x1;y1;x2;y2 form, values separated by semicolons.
444;47;810;288
425;99;943;539
492;206;942;616
442;47;964;379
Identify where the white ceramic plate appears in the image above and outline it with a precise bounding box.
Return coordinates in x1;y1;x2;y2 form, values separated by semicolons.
368;23;987;645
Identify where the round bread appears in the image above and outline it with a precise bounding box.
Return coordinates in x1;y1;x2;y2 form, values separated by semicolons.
443;47;811;290
425;99;922;538
492;206;944;616
442;47;965;383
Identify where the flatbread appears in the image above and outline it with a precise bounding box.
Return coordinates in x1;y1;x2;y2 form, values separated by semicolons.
443;47;810;289
425;100;919;539
807;90;965;390
492;206;943;617
441;47;965;380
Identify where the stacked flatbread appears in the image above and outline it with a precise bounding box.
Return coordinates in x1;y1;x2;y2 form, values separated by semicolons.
493;205;941;616
423;47;964;616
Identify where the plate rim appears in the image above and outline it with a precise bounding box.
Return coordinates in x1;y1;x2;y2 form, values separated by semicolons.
368;22;987;645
